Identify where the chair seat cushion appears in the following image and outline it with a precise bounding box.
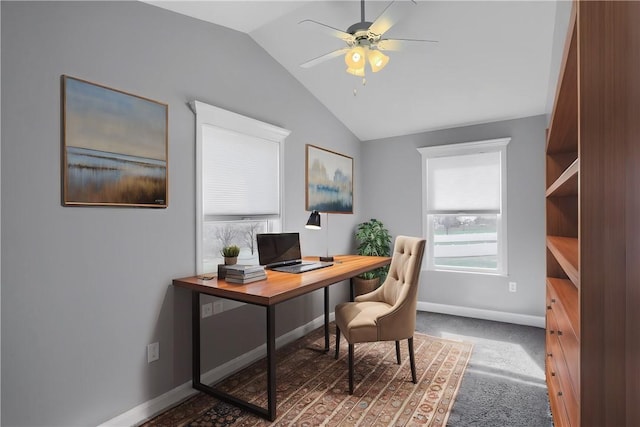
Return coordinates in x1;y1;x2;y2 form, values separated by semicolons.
335;301;392;343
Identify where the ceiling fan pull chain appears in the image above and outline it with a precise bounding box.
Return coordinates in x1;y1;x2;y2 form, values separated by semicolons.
353;76;367;96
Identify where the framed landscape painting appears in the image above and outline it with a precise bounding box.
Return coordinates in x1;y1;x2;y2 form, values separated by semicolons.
306;144;353;213
62;75;168;207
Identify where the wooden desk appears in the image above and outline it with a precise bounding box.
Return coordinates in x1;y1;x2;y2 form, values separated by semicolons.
173;255;390;421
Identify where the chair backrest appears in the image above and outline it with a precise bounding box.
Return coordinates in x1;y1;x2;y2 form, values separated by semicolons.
376;235;426;340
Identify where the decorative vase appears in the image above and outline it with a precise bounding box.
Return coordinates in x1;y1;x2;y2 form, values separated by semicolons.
224;256;238;265
353;276;380;297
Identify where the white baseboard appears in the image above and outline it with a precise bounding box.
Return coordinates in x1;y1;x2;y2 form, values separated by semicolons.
98;381;197;427
417;301;545;328
100;304;542;426
98;312;335;427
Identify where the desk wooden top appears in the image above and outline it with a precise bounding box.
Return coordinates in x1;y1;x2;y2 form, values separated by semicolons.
173;255;391;306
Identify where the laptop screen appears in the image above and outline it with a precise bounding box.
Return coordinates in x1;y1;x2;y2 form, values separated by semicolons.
257;232;303;267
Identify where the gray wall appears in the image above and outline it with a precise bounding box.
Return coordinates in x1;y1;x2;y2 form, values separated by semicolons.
361;115;546;318
1;2;362;425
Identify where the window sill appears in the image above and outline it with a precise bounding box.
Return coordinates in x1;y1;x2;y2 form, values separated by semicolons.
424;267;508;278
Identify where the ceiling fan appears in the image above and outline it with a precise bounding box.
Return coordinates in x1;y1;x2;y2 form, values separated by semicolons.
299;0;437;76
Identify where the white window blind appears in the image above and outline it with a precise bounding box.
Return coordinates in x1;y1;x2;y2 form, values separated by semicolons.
202;125;280;216
427;151;501;214
191;100;290;276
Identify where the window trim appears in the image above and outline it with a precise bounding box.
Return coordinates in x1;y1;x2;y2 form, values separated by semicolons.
190;100;290;275
418;137;510;275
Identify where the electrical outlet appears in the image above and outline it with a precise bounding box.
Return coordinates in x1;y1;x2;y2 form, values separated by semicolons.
213;300;224;315
147;342;159;363
509;282;517;293
202;302;213;318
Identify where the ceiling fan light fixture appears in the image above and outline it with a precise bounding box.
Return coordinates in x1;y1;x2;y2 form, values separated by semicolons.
368;49;389;72
299;0;435;80
345;46;366;69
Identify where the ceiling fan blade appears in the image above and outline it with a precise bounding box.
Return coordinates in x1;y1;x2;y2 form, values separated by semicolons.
377;38;438;52
300;47;350;68
298;19;354;43
368;0;415;36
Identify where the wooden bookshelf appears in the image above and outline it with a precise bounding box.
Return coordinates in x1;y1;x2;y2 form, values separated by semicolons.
545;2;640;426
545;4;578;426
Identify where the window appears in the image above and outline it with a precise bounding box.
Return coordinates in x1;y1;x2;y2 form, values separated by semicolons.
418;138;510;275
191;101;290;274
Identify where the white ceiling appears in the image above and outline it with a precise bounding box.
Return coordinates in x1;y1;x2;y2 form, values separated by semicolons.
145;0;564;141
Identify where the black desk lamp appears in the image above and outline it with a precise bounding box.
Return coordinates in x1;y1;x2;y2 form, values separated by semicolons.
305;210;334;262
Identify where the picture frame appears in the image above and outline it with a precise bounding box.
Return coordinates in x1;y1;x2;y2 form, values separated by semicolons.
62;75;168;207
305;144;353;213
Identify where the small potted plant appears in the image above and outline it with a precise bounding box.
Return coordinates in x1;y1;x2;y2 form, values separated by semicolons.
353;219;392;296
221;245;240;265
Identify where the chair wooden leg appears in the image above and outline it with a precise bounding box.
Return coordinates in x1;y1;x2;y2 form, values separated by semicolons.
348;343;354;394
395;340;401;364
408;337;417;384
335;326;341;360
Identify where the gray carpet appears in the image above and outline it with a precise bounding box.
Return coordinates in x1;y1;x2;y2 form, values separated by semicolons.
415;311;552;427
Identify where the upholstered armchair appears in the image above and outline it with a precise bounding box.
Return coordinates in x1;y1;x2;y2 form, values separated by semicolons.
335;235;426;394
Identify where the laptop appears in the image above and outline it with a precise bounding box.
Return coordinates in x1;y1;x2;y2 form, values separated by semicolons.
257;232;333;274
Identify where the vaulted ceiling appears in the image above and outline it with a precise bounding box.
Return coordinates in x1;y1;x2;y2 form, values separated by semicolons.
144;1;569;141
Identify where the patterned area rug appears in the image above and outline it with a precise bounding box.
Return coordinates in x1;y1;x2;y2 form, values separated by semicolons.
141;325;473;426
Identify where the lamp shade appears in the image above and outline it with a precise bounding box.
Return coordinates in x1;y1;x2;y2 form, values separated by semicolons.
346;67;365;76
345;47;366;69
368;50;389;73
305;210;321;229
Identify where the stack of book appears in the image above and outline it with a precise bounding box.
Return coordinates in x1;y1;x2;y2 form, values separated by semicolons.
224;264;267;284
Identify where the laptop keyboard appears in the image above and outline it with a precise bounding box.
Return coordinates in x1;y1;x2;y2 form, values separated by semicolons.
274;262;332;274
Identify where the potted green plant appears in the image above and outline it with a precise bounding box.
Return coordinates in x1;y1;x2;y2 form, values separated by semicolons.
353;219;392;296
221;245;240;265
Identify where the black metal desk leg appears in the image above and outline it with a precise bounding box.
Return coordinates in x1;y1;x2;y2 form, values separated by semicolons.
191;293;271;420
266;305;276;421
192;291;201;385
324;286;330;352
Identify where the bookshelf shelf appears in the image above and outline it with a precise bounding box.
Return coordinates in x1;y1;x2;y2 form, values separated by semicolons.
547;236;579;287
546;158;579;198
